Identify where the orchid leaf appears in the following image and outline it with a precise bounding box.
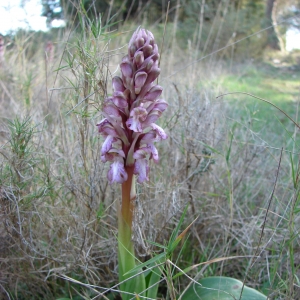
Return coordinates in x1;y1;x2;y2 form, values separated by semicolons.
145;259;164;299
181;276;267;300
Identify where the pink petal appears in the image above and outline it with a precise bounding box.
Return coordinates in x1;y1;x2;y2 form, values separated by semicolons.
136;37;145;48
153;44;159;55
136;66;160;100
140;29;147;40
146;66;160;83
101;152;114;163
143;111;160;127
97;118;107;130
120;58;133;78
147;30;155;43
97;119;118;137
148;143;159;163
101;145;125;163
134;51;144;68
134;72;147;94
150;123;168;140
145;58;154;72
107;157;128;184
112;91;128;108
144;85;163;102
133;147;150;159
101;135;114;156
129;44;136;58
152;99;168;111
142;100;168;127
112;76;125;92
103;99;122;124
134;158;149;183
138;55;153;72
139;132;157;144
143;44;153;58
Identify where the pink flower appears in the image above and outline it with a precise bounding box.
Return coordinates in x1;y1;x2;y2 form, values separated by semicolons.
97;28;168;183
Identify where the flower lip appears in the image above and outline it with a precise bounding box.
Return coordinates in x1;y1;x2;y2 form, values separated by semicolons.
126;107;148;132
108;157;128;184
150;123;168;140
133;149;150;183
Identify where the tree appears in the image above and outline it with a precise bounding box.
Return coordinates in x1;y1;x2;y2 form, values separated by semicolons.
41;0;165;29
265;0;284;51
42;0;63;27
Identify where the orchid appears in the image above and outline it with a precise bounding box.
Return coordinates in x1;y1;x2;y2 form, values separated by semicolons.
97;28;167;299
97;28;168;184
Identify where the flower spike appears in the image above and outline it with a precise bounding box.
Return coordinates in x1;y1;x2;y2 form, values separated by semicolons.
98;28;168;183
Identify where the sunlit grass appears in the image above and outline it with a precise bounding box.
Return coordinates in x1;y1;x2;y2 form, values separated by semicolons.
218;64;300;150
221;64;300;103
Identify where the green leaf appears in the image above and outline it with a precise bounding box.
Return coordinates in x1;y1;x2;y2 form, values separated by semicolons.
167;205;189;255
53;65;69;72
125;252;166;275
145;239;168;250
145;259;164;299
290;152;296;189
181;276;267;300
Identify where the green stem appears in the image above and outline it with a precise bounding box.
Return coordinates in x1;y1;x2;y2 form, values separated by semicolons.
121;165;135;228
118;165;145;299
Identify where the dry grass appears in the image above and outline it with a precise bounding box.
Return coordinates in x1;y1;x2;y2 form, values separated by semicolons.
0;9;299;300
